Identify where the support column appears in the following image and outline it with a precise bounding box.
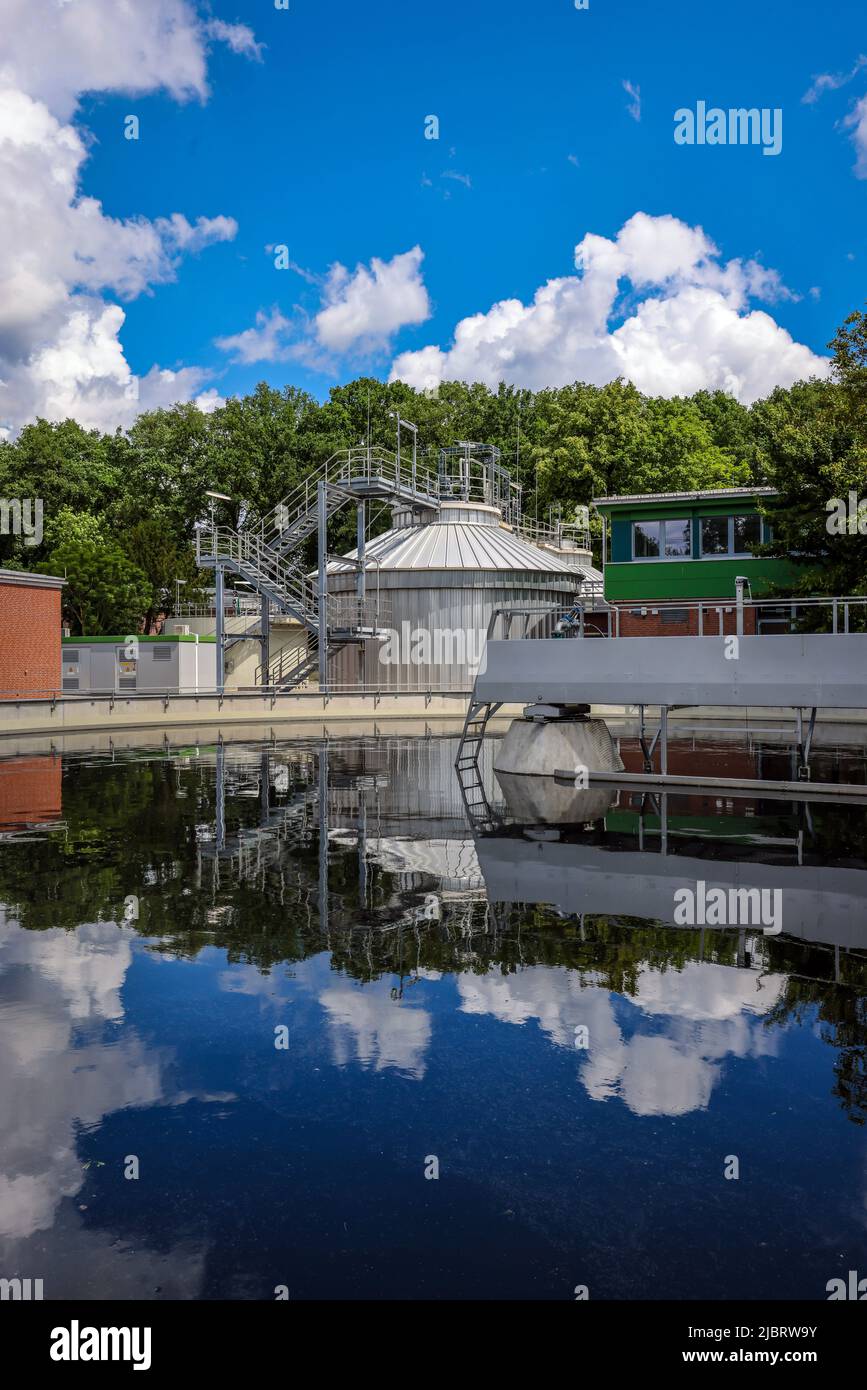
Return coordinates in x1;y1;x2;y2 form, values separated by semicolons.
735;576;746;639
215;564;225;695
356;501;366;690
356;502;366;601
318;480;328;691
260;593;270;687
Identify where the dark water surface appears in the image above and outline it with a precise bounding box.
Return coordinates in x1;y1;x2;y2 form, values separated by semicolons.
0;730;866;1301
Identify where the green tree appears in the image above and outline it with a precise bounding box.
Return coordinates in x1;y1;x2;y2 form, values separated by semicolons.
751;372;866;598
123;518;206;632
40;538;151;635
0;419;122;568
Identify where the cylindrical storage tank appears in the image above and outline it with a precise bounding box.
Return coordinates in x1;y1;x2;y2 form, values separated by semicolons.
325;501;602;692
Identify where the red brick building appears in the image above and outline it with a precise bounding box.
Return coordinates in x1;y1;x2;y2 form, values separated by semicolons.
0;569;65;699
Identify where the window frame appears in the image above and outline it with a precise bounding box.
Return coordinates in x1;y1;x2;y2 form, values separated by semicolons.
699;512;767;559
630;517;692;562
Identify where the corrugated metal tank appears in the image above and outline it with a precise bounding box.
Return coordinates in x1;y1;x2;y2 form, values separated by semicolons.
326;500;602;691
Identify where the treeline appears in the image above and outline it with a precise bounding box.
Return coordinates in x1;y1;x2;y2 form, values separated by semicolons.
1;306;865;633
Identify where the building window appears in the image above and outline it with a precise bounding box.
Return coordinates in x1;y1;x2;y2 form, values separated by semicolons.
632;519;690;559
664;519;691;557
700;512;765;558
633;521;660;558
733;513;762;553
701;517;728;556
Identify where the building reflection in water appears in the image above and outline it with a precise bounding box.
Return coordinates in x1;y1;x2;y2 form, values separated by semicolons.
0;727;865;1299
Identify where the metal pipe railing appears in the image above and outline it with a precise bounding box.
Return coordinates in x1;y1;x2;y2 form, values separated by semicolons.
484;596;867;641
0;682;477;702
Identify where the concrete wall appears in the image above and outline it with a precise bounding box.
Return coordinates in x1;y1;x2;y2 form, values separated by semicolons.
166;616;307;687
0;690;501;740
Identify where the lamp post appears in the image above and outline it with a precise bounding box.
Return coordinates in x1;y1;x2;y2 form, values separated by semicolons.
204;489;232;532
204;490;232;695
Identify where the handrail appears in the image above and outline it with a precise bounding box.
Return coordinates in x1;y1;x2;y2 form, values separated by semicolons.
255;642;318;689
257;446;442;550
255;444;541;552
198;524;322;627
485;595;867;641
0;682;477;702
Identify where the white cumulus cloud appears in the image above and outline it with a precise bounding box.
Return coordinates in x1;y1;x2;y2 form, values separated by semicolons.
216;246;431;367
801;53;867;178
215;307;294;365
843;94;867;178
315;246;430;353
389;212;829;404
0;1;258;435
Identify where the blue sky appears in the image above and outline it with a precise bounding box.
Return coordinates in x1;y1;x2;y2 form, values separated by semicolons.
2;0;866;432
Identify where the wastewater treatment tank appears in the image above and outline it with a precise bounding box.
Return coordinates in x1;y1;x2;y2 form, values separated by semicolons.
324;444;603;691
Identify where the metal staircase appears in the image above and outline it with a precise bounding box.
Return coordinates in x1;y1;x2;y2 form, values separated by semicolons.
197;441;602;692
259;445;440;555
256;643;321;690
197;526;322;634
197;446;443;692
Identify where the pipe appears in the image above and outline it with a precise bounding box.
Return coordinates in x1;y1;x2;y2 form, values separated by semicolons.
318;480;328;690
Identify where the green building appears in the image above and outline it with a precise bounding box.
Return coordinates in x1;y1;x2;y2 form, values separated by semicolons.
593;487;795;605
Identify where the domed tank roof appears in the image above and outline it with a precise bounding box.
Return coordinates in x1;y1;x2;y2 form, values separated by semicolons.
326;501;602;581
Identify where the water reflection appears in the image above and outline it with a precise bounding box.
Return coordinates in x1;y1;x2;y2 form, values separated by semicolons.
0;730;865;1299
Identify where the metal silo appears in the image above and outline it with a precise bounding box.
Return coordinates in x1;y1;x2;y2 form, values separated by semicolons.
325;444;603;692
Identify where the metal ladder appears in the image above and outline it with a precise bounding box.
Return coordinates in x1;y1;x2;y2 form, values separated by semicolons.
455;697;503;772
454;697;503;832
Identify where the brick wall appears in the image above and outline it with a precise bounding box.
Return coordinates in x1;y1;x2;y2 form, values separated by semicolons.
0;577;62;698
612;603;758;638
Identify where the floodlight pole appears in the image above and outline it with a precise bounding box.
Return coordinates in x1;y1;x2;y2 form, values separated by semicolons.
215;564;225;695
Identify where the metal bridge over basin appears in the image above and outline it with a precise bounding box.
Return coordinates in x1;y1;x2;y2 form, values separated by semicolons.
476;632;867;710
456;596;867;791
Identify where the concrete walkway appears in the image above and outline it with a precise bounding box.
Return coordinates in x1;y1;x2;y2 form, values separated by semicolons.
2;690;867;743
0;691;505;741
